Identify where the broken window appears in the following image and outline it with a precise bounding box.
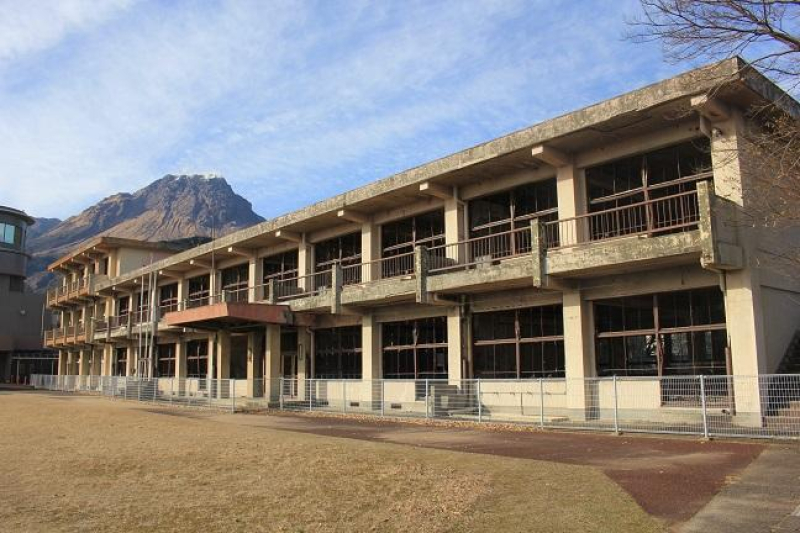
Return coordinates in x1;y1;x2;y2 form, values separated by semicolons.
313;326;362;379
472;305;565;379
468;178;558;252
263;250;298;282
221;263;249;302
187;274;211;307
381;210;444;277
469;179;558;237
156;343;176;377
382;317;448;380
585;138;712;239
595;287;727;378
314;232;362;286
186;339;209;378
158;283;179;313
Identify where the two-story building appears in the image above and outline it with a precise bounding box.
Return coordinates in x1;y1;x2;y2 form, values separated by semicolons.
45;58;800;428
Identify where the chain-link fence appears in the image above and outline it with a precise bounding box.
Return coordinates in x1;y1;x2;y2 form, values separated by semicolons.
29;374;800;439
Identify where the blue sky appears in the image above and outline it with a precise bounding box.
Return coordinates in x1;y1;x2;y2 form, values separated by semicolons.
0;0;688;220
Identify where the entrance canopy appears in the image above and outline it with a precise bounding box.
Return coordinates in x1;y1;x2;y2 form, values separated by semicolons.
163;302;315;330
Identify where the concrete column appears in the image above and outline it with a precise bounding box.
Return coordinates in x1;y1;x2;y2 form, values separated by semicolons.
125;344;134;377
297;327;310;400
249;257;264;301
78;349;89;376
103;345;113;376
297;237;312;290
57;350;67;376
265;325;281;401
90;349;101;375
447;306;463;383
246;330;264;396
361;313;382;380
562;289;596;420
207;335;215;381
361;222;380;282
215;332;231;380
555;163;586;246
177;276;187;307
175;339;187;378
444;197;465;262
711;109;765;423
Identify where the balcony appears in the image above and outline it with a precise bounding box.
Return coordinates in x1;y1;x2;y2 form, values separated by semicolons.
47;275;100;307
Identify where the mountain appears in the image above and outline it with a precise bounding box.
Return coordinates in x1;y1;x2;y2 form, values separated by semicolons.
26;174;264;291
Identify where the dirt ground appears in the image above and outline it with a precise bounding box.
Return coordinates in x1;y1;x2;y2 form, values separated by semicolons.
0;391;668;533
228;410;765;524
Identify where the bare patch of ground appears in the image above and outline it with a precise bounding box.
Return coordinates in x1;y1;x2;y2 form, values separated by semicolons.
217;408;765;525
0;392;663;533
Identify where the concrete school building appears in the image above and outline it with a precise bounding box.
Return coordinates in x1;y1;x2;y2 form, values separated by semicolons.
44;58;800;428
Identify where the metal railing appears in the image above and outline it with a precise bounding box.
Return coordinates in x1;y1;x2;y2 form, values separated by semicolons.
542;190;700;249
428;227;532;274
29;374;800;440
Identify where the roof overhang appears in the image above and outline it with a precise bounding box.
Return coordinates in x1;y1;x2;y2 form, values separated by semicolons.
163;302;316;330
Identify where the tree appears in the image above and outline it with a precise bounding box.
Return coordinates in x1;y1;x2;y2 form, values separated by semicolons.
629;1;800;269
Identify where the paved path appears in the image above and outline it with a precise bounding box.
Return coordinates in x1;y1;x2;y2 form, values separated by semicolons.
680;444;800;533
204;410;764;526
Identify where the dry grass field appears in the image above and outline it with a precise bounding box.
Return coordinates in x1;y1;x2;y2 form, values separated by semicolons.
0;391;665;532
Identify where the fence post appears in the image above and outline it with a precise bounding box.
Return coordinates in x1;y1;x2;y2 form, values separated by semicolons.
170;378;174;405
309;379;313;412
342;380;347;413
380;380;385;417
477;379;483;423
425;379;430;419
279;377;284;410
613;375;620;434
231;380;236;413
539;378;545;429
700;375;710;439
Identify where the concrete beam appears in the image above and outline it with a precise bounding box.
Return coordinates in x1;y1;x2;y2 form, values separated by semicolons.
419;181;452;200
227;246;256;258
531;145;570;167
691;94;732;122
337;209;369;224
189;258;212;269
275;229;302;243
158;269;184;279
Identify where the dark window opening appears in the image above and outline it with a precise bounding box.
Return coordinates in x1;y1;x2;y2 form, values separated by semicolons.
263;250;299;282
468;179;558;253
595;287;727;378
156;343;176;377
314;232;361;286
381;210;444;277
230;335;248;379
114;347;128;376
187;275;211;307
186;339;209;378
382;317;448;380
221;263;249;302
585;139;712;240
159;283;179;314
314;326;362;379
472;305;565;379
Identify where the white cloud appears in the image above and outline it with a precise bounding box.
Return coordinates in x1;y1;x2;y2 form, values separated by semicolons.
0;0;679;220
0;0;134;65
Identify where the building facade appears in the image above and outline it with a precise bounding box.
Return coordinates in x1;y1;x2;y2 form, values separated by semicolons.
44;59;800;427
0;206;56;382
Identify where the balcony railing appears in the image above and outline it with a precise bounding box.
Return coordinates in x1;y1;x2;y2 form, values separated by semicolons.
427;227;532;274
542;190;701;249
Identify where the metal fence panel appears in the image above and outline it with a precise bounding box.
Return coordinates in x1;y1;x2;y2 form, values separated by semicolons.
27;374;800;439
